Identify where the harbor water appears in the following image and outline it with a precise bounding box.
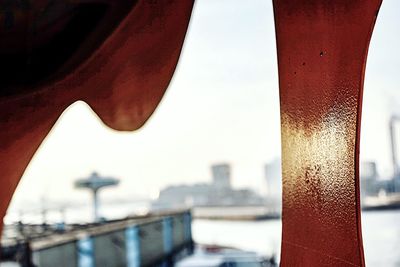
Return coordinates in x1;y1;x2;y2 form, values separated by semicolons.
192;210;400;267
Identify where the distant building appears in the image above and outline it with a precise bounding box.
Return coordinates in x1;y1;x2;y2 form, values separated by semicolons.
359;161;395;199
152;164;264;210
264;159;282;199
211;164;231;190
360;161;378;197
157;183;212;207
264;159;282;212
360;161;378;179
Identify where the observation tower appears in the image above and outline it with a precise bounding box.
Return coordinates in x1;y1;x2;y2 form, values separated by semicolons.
75;172;119;222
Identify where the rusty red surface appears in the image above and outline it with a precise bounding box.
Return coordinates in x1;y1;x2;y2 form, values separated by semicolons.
0;1;389;265
273;0;382;266
0;0;194;231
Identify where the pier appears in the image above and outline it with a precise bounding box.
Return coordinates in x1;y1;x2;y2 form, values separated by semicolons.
1;210;193;267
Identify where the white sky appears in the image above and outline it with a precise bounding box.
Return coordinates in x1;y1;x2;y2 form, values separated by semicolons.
8;0;400;211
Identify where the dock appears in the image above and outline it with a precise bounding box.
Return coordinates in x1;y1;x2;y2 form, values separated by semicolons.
1;210;193;267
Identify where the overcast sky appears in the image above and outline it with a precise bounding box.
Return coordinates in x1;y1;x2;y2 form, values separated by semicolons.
7;0;400;212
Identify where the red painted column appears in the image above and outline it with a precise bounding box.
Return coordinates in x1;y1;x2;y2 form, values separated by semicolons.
273;1;382;266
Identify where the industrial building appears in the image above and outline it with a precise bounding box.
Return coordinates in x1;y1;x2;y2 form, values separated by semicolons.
153;164;264;210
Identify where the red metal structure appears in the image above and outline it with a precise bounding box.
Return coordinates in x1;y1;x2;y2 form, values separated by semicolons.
0;0;194;231
0;0;386;266
274;0;382;265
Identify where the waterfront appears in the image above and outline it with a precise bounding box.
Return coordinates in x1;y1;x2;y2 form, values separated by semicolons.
4;205;400;266
193;210;400;267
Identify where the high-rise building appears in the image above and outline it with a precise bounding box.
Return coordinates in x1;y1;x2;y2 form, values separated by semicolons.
360;161;378;180
264;159;282;199
264;159;282;213
211;163;231;190
360;161;378;197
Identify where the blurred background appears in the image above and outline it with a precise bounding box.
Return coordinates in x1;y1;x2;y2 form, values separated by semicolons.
2;0;400;266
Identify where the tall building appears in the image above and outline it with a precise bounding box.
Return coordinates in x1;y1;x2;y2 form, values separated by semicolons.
360;161;379;197
264;159;282;199
211;163;231;190
264;159;282;213
360;161;378;179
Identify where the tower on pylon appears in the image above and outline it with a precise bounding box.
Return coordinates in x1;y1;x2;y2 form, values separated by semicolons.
75;172;119;222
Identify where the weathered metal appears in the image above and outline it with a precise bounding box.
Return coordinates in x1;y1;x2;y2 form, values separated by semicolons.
0;0;194;231
0;1;388;265
273;0;382;266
